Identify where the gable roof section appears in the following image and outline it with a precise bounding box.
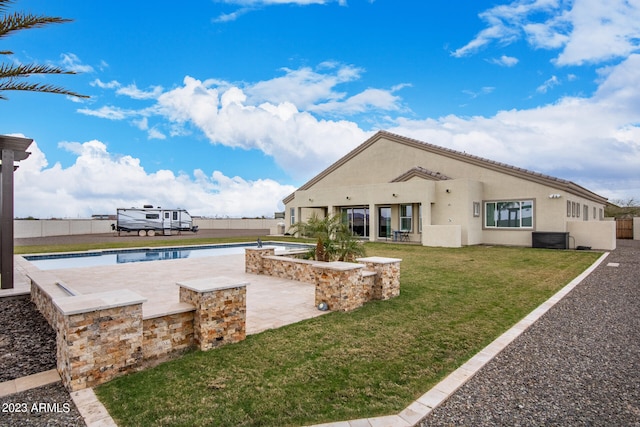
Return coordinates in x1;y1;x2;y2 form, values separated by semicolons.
284;131;608;205
390;166;451;182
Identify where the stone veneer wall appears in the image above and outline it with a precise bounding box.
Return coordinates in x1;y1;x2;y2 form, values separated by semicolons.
245;248;401;312
355;257;401;300
53;290;146;391
28;273;248;391
178;277;247;351
313;262;367;311
142;311;194;361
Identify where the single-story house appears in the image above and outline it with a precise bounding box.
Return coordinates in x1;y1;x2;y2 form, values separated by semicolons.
283;131;616;250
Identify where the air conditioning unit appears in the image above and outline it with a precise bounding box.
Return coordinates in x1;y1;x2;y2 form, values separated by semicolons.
532;232;569;249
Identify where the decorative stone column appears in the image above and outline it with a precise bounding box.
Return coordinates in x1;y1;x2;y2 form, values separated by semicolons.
245;247;275;274
357;256;402;300
313;261;365;312
53;290;147;391
178;277;248;351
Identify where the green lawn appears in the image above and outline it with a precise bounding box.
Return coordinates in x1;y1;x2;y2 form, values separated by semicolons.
86;243;600;427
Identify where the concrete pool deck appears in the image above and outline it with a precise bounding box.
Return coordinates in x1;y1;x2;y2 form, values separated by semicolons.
15;251;327;335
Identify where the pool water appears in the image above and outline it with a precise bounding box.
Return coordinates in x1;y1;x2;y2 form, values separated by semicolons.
24;242;311;271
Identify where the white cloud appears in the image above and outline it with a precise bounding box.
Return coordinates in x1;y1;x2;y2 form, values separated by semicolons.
452;0;640;66
83;63;397;179
212;0;348;22
489;55;519;67
117;83;164;100
14;139;295;219
77;105;132;120
388;55;640;200
156;76;369;178
60;53;94;73
246;64;363;109
91;79;121;89
536;75;560;93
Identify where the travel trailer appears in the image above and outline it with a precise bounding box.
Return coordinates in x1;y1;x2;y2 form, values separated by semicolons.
115;206;198;236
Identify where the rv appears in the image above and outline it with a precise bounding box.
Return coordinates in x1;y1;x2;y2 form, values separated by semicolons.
115;206;198;236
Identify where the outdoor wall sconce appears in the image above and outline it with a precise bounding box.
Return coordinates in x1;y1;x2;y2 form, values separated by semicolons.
346;196;351;200
309;198;313;202
548;194;561;199
392;193;398;197
446;189;451;193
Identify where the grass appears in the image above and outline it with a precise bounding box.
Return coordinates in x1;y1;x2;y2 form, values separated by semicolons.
81;242;601;426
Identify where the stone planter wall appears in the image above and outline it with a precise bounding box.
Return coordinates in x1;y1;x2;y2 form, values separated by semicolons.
245;248;401;312
142;311;194;361
178;277;248;351
355;257;402;300
28;273;248;391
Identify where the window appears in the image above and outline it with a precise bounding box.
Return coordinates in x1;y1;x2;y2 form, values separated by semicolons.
593;206;596;220
146;214;160;219
173;211;178;220
583;204;588;221
290;207;295;225
576;202;581;218
485;200;533;229
400;204;412;231
567;201;572;217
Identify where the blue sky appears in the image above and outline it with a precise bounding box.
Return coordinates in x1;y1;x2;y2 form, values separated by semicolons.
4;0;639;218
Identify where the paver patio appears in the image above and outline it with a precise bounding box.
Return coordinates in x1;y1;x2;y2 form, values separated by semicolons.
15;250;327;335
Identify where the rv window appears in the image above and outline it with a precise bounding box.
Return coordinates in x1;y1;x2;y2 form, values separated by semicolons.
173;212;178;220
146;214;160;219
165;212;169;219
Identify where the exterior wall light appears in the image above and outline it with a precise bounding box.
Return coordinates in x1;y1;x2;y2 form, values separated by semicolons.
392;193;398;197
346;196;351;200
446;189;451;193
548;194;562;199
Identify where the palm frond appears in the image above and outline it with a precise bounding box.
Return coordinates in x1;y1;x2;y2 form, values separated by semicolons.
0;81;89;99
0;12;71;39
0;63;76;78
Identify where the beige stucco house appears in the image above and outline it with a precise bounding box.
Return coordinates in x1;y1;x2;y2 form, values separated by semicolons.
283;131;616;250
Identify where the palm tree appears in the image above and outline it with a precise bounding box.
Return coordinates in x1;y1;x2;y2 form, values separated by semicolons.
0;0;88;100
288;213;366;262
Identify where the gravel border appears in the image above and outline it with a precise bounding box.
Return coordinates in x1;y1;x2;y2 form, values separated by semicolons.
0;297;84;426
0;297;56;383
420;241;640;426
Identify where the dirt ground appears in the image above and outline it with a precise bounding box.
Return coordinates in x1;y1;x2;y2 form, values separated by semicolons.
14;229;272;247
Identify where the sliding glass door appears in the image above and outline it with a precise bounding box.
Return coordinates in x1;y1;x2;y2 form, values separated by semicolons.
378;207;391;239
341;207;369;237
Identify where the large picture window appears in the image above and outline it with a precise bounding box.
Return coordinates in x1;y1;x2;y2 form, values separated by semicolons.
485;200;533;229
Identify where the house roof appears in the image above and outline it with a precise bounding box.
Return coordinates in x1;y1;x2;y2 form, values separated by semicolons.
390;166;451;183
283;131;608;205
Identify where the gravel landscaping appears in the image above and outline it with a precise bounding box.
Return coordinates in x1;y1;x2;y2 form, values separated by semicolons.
420;240;640;426
0;297;56;382
0;297;84;426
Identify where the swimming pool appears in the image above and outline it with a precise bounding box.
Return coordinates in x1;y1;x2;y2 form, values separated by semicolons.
24;241;312;271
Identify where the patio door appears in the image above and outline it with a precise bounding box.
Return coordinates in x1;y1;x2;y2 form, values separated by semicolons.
378;207;391;239
341;207;369;237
